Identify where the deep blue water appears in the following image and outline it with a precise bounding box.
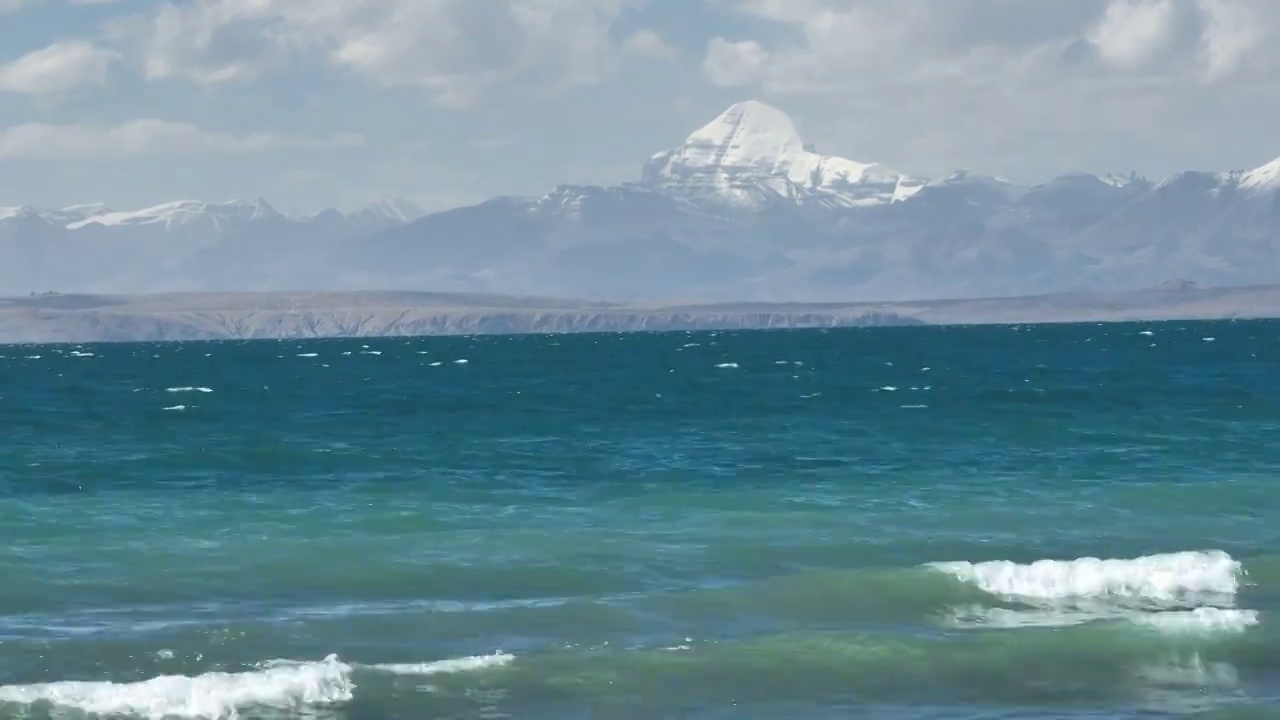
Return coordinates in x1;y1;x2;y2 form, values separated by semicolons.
1;322;1278;719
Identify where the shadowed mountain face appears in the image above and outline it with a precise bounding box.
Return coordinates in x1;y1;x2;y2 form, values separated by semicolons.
3;101;1280;301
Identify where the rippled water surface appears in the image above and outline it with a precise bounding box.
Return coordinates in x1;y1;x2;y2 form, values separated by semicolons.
2;322;1279;719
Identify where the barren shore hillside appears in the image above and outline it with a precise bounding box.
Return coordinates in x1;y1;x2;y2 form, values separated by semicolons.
1;281;1274;344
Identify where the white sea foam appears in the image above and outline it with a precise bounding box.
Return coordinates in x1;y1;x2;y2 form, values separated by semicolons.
930;550;1241;607
165;387;213;394
0;653;515;720
945;606;1098;629
1132;608;1259;635
368;652;514;676
715;362;739;369
163;405;186;411
0;654;352;720
946;605;1259;634
296;353;318;358
932;551;1255;633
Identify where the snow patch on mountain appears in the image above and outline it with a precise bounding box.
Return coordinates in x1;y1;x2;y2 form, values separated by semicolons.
61;203;113;217
359;198;425;223
0;206;30;221
1;204;108;225
68;198;281;230
1238;155;1280;194
1099;172;1146;188
642;100;921;209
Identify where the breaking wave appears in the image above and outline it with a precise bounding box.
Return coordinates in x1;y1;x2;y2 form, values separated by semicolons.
928;550;1257;632
0;653;512;720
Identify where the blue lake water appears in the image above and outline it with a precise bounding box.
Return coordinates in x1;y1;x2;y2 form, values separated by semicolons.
1;322;1278;719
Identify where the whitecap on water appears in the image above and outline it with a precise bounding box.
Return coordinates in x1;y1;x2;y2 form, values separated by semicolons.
366;652;514;676
930;550;1240;604
165;387;212;393
1131;607;1259;635
715;362;739;369
0;655;353;720
931;550;1255;634
0;653;514;720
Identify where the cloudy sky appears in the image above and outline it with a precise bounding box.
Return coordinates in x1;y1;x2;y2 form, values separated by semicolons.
2;0;1278;214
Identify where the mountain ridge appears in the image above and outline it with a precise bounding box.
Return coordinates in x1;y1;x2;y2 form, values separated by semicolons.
4;100;1280;302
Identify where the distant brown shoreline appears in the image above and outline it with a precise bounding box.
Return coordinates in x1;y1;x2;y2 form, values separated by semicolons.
0;283;1271;345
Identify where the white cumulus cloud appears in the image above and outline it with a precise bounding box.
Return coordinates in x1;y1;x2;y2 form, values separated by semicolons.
700;0;1280;180
112;0;645;106
701;38;769;87
0;40;119;95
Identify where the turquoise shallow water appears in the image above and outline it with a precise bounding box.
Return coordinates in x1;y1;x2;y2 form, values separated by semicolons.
1;322;1279;719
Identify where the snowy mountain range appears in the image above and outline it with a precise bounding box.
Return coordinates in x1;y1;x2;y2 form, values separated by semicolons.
0;197;424;294
4;100;1280;301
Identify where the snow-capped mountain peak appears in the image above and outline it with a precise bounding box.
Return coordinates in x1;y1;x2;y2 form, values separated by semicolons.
641;100;921;209
1238;155;1280;194
674;100;810;173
